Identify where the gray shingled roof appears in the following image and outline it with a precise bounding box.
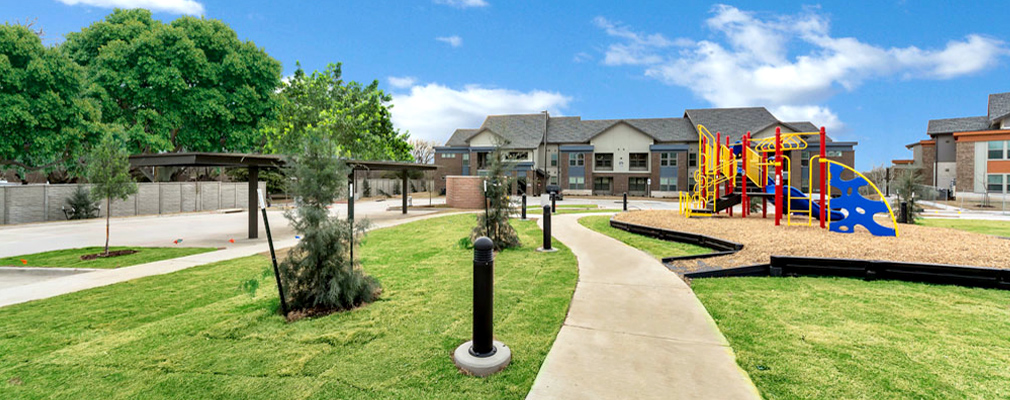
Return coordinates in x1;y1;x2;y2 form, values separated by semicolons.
443;108;819;148
478;114;547;148
445;128;478;146
926;116;989;135
684;107;780;142
784;121;819;132
989;92;1010;122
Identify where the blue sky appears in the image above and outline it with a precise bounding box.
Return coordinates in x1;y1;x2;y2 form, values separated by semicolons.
8;0;1010;170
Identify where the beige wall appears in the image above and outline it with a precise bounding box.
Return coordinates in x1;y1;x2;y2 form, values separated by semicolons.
0;181;265;225
590;123;654;173
467;130;501;147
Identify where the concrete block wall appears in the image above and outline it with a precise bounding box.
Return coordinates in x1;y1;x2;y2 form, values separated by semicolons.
0;181;265;225
446;176;485;209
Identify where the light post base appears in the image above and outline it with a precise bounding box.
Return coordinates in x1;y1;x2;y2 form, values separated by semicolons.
453;340;511;377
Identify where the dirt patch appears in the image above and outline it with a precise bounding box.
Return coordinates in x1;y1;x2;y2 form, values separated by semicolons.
79;249;138;260
614;210;1010;272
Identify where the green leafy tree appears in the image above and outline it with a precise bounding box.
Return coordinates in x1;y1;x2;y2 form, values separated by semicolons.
86;130;138;255
63;9;282;155
471;142;520;250
264;62;411;161
280;130;380;314
0;23;103;176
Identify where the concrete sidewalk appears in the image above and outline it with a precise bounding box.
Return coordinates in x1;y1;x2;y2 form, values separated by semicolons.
0;210;463;309
527;213;759;400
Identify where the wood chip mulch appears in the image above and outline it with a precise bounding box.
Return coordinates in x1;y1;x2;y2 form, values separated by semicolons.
614;211;1009;272
79;249;138;260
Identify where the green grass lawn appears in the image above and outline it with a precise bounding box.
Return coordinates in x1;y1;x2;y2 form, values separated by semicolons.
0;214;578;399
0;246;217;269
692;277;1010;399
918;218;1010;237
525;204;618;216
577;215;709;259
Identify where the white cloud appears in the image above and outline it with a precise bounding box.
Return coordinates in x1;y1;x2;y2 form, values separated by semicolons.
390;83;572;143
436;35;463;48
387;76;417;89
56;0;204;15
433;0;488;8
593;16;692;66
573;52;593;63
595;5;1008;130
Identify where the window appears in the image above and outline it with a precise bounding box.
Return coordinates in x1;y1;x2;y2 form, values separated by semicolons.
550;153;558;167
660;152;677;167
462;153;469;162
988;174;1004;193
629;177;648;193
801;151;810;167
569;176;585;190
549;176;558;185
688;152;697;167
660;177;677;191
688;175;697;191
629;153;648;171
569;153;585;166
595;153;613;170
477;152;489;169
504;151;528;161
827;150;844;158
440;153;456;158
593;177;612;191
989;141;1006;160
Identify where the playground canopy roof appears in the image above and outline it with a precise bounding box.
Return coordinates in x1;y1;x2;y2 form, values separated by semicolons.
129;152;438;239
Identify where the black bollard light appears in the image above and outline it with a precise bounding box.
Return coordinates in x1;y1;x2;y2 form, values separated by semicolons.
536;205;556;253
551;193;556;213
471;236;495;357
521;194;527;220
623;192;628;211
453;236;512;376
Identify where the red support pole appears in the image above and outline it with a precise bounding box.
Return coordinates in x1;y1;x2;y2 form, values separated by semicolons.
819;126;827;229
715;132;721;214
762;152;767;219
774;127;783;226
726;136;733;216
741;132;749;218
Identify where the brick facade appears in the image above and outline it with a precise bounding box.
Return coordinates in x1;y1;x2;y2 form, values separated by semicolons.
956;141;975;191
920;143;936;186
445;176;485;209
434;154;463;193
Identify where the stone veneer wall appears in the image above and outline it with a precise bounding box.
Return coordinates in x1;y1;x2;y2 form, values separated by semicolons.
956;141;975;192
0;181;264;225
445;176;486;209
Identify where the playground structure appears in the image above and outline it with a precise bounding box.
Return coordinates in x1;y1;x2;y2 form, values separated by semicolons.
679;125;898;237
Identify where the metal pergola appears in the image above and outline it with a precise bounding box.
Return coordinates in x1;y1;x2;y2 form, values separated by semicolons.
129;152;437;239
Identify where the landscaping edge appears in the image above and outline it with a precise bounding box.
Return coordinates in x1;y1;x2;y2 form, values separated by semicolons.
608;216;1010;290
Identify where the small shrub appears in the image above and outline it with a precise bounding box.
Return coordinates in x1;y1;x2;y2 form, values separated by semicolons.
470;141;520;250
65;186;99;220
392;184;401;196
362;179;371;197
279;134;381;315
457;236;473;249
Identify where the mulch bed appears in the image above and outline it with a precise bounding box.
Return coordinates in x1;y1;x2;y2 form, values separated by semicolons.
614;210;1010;272
80;249;138;261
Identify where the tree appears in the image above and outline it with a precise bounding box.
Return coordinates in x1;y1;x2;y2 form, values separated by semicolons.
264;62;411;161
280;130;380;314
0;24;103;177
471;142;520;250
63;9;282;155
409;139;437;164
892;168;921;224
65;185;99;220
86;129;138;255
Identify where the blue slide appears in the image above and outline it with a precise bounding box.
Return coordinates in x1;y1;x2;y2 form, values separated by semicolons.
763;182;845;221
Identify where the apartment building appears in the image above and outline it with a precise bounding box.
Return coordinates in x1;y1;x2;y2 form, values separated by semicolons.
434;107;857;197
